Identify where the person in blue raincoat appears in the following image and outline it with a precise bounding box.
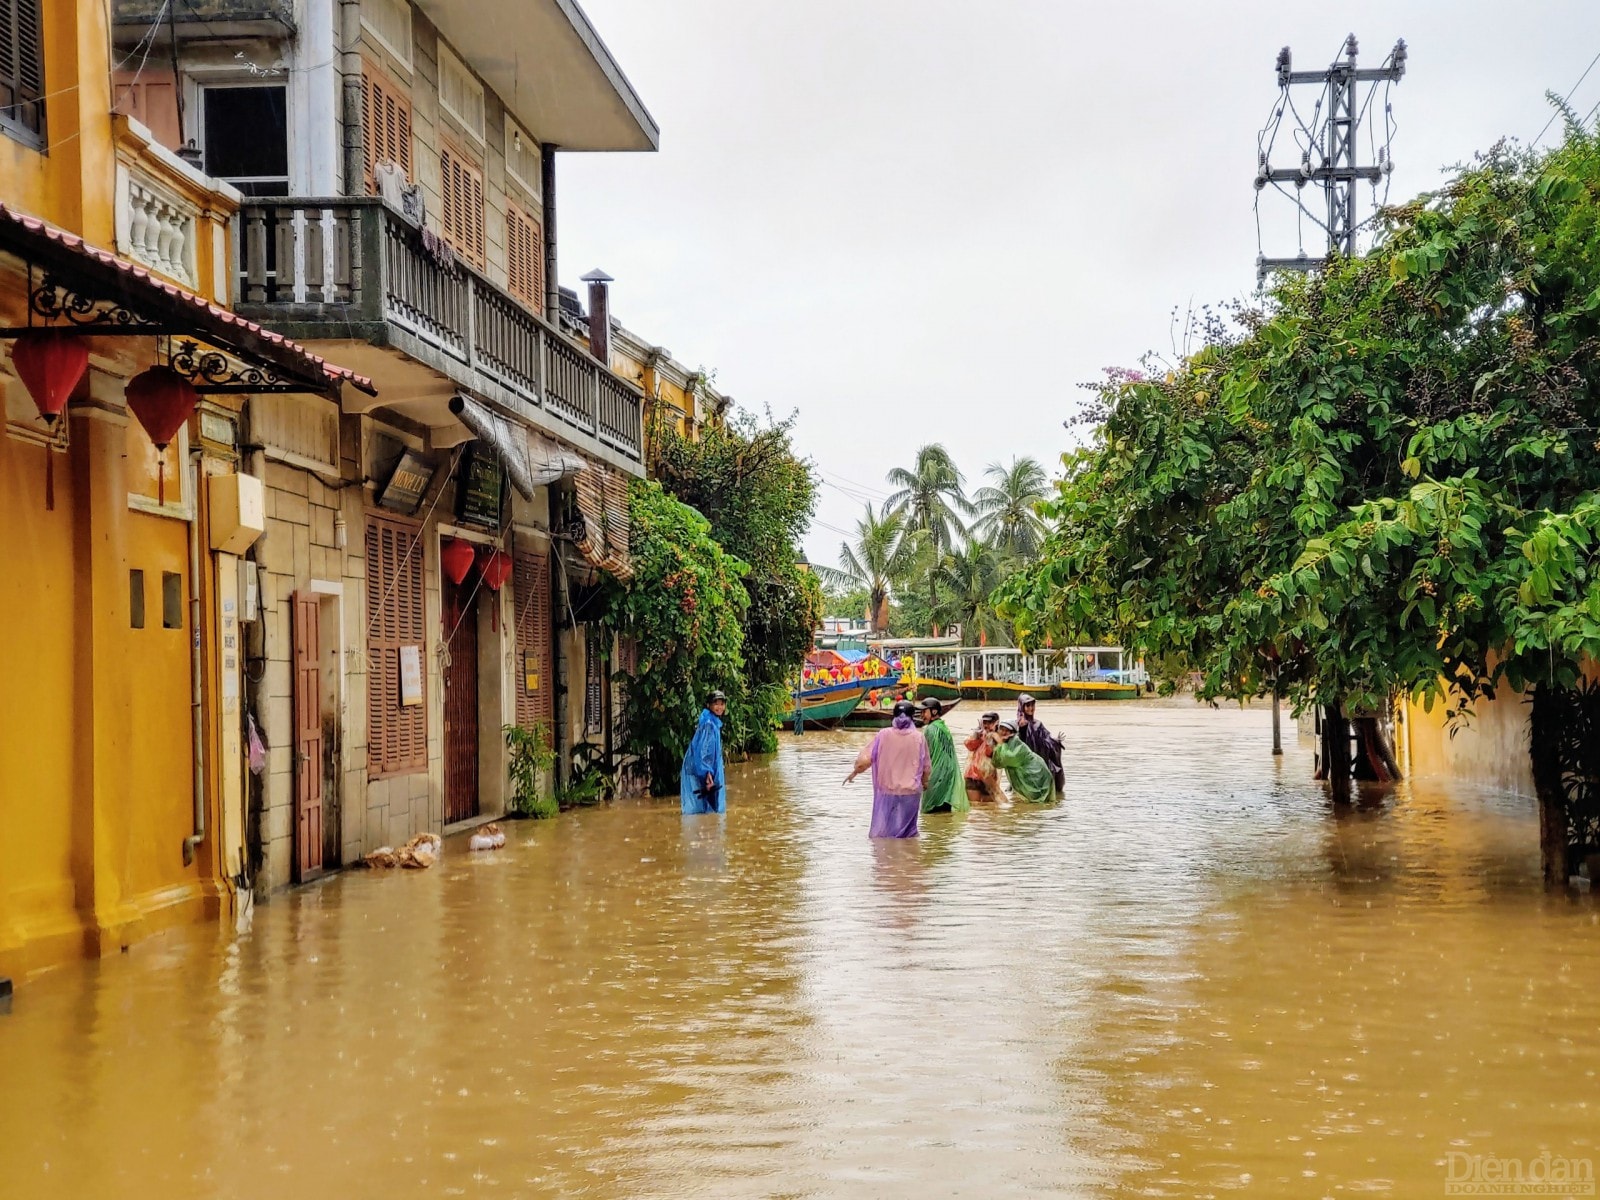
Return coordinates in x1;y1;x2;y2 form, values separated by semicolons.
680;690;729;814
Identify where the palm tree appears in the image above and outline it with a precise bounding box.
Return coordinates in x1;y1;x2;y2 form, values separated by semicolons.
936;540;1010;646
815;505;921;635
972;457;1049;561
885;444;973;617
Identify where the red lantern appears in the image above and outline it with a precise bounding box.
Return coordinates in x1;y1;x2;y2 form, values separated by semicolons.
9;330;88;425
479;549;512;591
126;366;198;504
479;548;513;631
441;537;475;586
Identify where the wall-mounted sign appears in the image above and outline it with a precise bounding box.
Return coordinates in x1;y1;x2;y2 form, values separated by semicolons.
399;644;424;707
457;442;506;529
523;651;540;694
378;449;434;515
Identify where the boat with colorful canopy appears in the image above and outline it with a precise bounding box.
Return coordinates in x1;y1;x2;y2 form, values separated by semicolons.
775;646;897;730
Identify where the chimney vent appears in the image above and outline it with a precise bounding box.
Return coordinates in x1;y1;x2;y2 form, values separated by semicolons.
581;269;613;366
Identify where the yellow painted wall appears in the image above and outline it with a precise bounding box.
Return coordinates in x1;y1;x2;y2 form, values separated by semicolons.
0;0;115;239
1405;688;1535;798
0;433;82;971
0;405;220;980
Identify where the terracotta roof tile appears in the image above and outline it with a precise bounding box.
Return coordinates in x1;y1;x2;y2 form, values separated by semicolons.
0;203;377;396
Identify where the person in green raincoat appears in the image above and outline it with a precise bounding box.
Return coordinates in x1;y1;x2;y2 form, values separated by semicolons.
917;698;968;814
991;718;1057;803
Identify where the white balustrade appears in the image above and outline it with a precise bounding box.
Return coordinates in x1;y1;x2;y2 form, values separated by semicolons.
119;171;198;288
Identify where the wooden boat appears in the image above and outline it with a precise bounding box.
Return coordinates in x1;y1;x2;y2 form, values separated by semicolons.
1058;680;1140;700
904;650;963;701
956;648;1061;702
774;678;870;730
841;696;962;731
1055;647;1146;701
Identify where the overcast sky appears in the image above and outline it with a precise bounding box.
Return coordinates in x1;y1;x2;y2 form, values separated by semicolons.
556;1;1600;569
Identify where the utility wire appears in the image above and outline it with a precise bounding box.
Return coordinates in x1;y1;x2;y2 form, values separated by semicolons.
1533;49;1600;146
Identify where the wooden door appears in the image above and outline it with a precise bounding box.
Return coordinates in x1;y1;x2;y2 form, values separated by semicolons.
443;576;480;824
292;592;325;882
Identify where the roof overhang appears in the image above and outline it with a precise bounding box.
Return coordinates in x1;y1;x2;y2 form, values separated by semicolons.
414;0;658;152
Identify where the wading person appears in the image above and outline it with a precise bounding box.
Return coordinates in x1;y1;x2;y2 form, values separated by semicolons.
1015;694;1065;795
964;711;1001;804
964;711;1001;803
680;690;728;814
843;699;931;838
918;698;968;815
991;719;1057;803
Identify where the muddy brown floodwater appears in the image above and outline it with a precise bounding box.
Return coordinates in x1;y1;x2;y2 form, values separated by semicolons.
4;700;1600;1199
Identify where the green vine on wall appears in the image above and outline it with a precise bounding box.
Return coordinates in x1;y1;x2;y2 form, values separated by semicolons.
601;480;750;789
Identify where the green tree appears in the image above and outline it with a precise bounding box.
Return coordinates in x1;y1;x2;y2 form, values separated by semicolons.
886;444;972;618
972;457;1050;561
650;410;821;752
936;540;1010;645
816;504;921;636
1000;122;1600;879
602;480;749;789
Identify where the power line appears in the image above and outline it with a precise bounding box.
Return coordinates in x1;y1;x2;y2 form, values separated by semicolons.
1533;49;1600;146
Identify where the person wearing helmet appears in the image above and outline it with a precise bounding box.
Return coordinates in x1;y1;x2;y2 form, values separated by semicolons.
991;717;1057;803
680;690;728;814
1015;694;1064;794
964;711;1002;803
918;697;968;815
842;698;930;837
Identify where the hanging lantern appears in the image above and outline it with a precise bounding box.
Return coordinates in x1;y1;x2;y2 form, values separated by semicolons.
441;537;475;586
126;366;198;504
479;548;513;591
479;548;513;631
9;330;89;425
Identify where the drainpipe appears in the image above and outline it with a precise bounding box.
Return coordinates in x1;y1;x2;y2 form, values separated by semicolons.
541;144;559;323
339;0;363;196
183;446;207;865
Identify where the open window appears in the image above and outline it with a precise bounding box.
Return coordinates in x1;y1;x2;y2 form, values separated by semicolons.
202;84;288;196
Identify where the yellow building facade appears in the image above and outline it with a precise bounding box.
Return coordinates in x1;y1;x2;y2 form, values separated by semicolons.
0;1;367;980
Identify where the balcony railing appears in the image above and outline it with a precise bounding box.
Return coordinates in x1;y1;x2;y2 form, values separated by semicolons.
234;198;643;462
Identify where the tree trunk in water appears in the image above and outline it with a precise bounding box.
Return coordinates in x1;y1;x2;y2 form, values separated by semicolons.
1530;683;1571;887
1321;702;1352;804
1352;717;1402;782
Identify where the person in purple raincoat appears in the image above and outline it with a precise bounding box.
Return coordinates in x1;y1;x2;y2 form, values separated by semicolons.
1015;694;1065;795
843;699;931;838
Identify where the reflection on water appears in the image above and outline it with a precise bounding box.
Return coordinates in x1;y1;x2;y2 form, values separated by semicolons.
4;700;1599;1198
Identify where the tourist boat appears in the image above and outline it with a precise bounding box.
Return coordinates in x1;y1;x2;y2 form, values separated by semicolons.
841;696;963;731
1056;646;1147;700
903;649;963;702
775;677;871;729
956;648;1062;702
774;646;895;730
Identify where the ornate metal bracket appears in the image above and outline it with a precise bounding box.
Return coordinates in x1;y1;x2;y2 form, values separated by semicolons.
167;339;295;394
29;270;166;330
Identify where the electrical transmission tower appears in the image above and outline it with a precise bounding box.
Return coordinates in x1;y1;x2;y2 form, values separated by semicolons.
1254;34;1407;281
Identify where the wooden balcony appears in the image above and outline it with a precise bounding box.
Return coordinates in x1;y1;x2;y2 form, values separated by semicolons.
234;198;644;471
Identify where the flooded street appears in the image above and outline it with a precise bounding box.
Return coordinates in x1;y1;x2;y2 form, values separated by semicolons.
4;700;1600;1198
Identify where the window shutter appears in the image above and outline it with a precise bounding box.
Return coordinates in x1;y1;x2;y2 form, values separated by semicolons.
361;62;412;193
513;550;552;732
506;203;543;311
0;0;46;147
366;513;428;777
439;143;486;269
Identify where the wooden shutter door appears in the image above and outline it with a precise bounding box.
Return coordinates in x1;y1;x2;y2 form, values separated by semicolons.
292;592;325;881
513;550;552;732
366;514;427;777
